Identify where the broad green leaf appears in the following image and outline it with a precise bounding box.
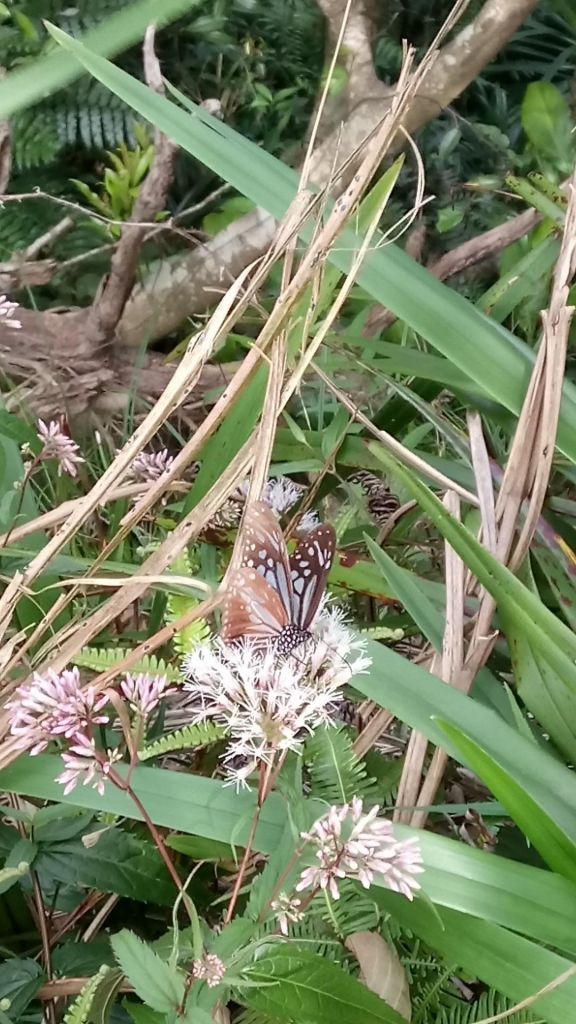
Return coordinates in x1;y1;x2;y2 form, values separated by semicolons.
43;26;576;466
434;718;576;881
32;805;94;842
0;861;30;895
36;829;174;905
380;892;576;1024
165;835;237;860
0;959;45;1021
0;0;203;119
123;1005;165;1024
110;930;184;1012
0;838;37;894
521;81;573;169
240;946;405;1024
52;938;115;977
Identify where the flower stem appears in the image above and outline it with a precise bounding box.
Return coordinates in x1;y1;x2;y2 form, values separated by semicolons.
224;760;274;924
110;768;183;895
1;455;40;550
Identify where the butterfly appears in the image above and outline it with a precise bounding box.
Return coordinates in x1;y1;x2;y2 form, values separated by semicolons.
221;501;336;656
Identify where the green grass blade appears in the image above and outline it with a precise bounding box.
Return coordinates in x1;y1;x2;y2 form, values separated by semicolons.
435;718;576;880
367;441;576;686
0;0;202;120
3;753;576;955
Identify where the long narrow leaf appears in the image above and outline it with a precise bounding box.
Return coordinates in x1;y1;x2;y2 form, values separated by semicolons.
367;442;576;683
3;752;576;955
45;26;576;465
435;718;576;881
379;893;576;1024
0;0;202;120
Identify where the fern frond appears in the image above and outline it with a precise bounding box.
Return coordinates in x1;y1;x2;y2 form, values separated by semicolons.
437;989;537;1024
360;625;405;642
165;550;210;655
76;646;181;681
63;966;113;1024
304;726;377;803
272;912;344;960
310;880;380;939
138;721;225;761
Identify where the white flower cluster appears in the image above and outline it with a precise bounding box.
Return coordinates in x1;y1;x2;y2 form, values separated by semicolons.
181;603;370;787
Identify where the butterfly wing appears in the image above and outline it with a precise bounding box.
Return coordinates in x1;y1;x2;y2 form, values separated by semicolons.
221;568;290;643
289;523;336;630
239;501;293;620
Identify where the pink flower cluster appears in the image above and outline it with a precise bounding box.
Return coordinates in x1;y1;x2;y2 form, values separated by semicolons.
36;419;85;477
6;667;108;755
191;953;225;988
7;668;171;797
297;798;423;901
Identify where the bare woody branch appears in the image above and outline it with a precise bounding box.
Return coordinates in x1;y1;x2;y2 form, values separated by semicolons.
83;25;179;349
118;0;540;347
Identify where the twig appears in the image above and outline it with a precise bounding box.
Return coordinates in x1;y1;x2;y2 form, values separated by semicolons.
312;363;479;506
363;205;543;336
38;978;132;999
409;491;464;828
83;25;179;349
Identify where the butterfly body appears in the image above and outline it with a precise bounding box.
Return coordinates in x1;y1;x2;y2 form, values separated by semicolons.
222;501;335;654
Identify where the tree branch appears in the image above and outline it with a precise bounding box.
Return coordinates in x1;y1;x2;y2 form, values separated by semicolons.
362;203;542;335
118;0;539;346
83;25;179;350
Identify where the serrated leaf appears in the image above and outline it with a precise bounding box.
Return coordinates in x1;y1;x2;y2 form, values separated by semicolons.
52;938;115;977
110;930;185;1012
240;947;405;1024
33;806;94;842
345;932;411;1021
35;829;175;905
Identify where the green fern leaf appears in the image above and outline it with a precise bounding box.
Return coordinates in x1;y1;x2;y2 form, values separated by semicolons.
138;721;225;761
63;965;114;1024
310;880;380;939
360;625;405;642
76;646;181;681
304;726;377;803
165;550;210;655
